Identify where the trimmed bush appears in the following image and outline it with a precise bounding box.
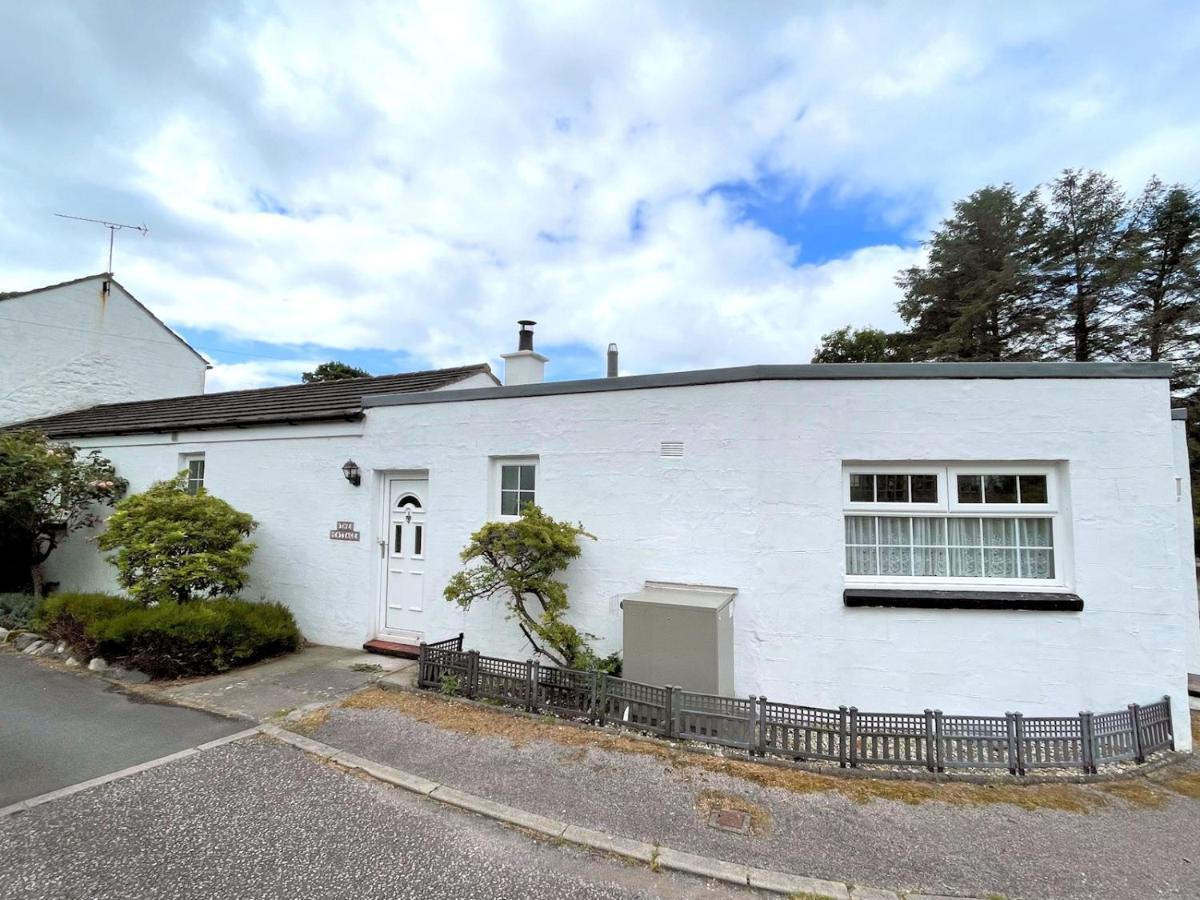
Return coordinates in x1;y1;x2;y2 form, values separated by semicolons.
0;593;37;630
33;592;141;656
93;599;303;679
31;592;302;678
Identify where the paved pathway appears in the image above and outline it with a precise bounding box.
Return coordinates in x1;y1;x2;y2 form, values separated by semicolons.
0;737;754;900
158;644;416;719
0;652;243;807
308;689;1200;900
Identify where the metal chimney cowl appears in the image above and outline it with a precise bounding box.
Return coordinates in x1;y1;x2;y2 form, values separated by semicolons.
501;319;548;385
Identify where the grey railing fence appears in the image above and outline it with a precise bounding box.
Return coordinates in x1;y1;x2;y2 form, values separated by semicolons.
417;636;1174;776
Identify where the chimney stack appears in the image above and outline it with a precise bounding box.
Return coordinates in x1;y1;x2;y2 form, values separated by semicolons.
501;319;548;385
606;343;618;377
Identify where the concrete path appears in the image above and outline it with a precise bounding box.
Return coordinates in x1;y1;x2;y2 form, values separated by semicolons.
0;737;755;900
0;652;244;807
157;644;417;720
305;688;1200;900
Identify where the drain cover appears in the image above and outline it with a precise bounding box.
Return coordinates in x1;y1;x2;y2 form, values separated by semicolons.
708;808;751;835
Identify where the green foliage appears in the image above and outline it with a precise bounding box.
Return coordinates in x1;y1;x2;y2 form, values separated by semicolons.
33;592;301;677
439;672;462;696
444;504;616;671
0;430;126;596
0;593;37;630
301;361;370;383
811;325;911;363
97;475;257;605
33;592;141;656
91;598;302;679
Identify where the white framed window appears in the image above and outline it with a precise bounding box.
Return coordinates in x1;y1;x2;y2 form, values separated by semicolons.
492;457;538;519
180;453;205;495
843;463;1065;587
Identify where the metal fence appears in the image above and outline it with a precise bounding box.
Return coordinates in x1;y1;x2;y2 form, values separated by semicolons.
416;635;1175;776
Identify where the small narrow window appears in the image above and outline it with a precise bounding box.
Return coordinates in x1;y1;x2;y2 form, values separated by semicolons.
499;462;537;516
393;524;404;555
181;454;205;495
414;524;423;557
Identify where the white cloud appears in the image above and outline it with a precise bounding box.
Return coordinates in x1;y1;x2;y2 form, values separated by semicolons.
1;1;1196;387
205;359;322;393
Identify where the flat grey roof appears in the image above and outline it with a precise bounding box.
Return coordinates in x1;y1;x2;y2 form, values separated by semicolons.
364;361;1173;409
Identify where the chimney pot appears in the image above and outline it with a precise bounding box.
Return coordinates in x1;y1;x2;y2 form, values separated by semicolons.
517;319;536;351
606;343;619;378
501;320;548;385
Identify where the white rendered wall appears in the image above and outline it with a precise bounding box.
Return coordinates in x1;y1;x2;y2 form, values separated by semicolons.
1174;419;1200;676
45;375;1193;748
0;277;207;425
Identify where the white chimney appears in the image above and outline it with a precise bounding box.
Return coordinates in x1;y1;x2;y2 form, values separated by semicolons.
501;319;547;385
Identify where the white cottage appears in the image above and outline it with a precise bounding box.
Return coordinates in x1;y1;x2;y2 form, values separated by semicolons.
0;274;209;425
13;323;1199;749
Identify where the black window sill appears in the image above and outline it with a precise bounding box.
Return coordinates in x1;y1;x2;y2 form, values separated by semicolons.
844;588;1083;612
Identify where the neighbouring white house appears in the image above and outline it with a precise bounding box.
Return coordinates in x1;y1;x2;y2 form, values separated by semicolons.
0;273;209;426
8;319;1199;750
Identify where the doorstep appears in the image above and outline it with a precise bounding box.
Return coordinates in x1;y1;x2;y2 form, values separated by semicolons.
363;639;421;660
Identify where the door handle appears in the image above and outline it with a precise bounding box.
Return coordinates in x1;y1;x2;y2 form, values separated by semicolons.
378;539;386;558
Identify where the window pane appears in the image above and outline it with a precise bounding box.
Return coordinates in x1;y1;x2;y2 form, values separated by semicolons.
879;546;912;576
1019;475;1048;503
910;474;937;503
1020;518;1054;548
957;475;983;503
518;490;536;511
520;465;536;490
1020;549;1055;579
947;517;981;546
500;491;519;516
984;547;1019;577
845;516;876;544
189;459;204;479
911;517;945;545
394;524;403;553
414;525;423;556
982;518;1016;547
984;474;1018;503
949;547;984;577
501;466;519;490
877;516;910;545
913;546;948;576
849;474;874;502
876;474;909;502
846;546;878;575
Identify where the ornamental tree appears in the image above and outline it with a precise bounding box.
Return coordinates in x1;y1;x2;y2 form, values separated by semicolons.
444;504;616;671
0;430;127;596
97;474;257;605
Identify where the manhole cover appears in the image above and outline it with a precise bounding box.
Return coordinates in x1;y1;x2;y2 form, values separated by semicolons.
708;808;751;835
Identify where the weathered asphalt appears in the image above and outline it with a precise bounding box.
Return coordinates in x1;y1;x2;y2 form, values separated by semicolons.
0;651;244;807
0;737;755;900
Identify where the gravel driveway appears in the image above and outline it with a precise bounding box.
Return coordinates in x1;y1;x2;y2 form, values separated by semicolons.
0;737;753;900
309;690;1200;900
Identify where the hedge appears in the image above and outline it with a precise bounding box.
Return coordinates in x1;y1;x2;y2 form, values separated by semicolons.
32;593;303;678
0;593;37;630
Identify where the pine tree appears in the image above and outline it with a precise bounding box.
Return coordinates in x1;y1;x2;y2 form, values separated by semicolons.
1119;178;1200;389
896;185;1047;361
1040;169;1131;361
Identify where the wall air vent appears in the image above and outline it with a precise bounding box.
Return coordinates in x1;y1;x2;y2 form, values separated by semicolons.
660;441;684;458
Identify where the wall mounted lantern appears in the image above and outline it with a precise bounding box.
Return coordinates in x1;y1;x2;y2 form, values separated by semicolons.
341;459;361;487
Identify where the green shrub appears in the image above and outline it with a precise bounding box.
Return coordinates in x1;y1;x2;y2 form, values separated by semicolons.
32;592;141;655
93;598;303;679
0;593;37;630
96;475;257;605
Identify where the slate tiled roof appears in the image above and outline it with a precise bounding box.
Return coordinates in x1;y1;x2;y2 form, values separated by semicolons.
8;364;495;438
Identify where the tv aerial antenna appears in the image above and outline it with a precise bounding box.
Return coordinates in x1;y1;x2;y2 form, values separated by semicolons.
54;213;149;273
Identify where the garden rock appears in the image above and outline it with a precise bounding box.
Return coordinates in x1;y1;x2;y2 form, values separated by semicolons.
13;632;41;651
32;641;57;657
88;657;108;672
64;657;80;667
0;627;9;643
54;640;69;656
107;666;151;684
23;640;47;655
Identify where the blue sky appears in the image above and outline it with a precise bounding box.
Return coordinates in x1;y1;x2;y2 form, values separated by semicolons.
1;2;1197;390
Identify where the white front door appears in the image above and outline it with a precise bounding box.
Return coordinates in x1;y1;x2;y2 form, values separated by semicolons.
381;477;428;640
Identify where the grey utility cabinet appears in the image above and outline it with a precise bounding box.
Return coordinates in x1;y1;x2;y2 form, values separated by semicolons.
621;581;736;695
